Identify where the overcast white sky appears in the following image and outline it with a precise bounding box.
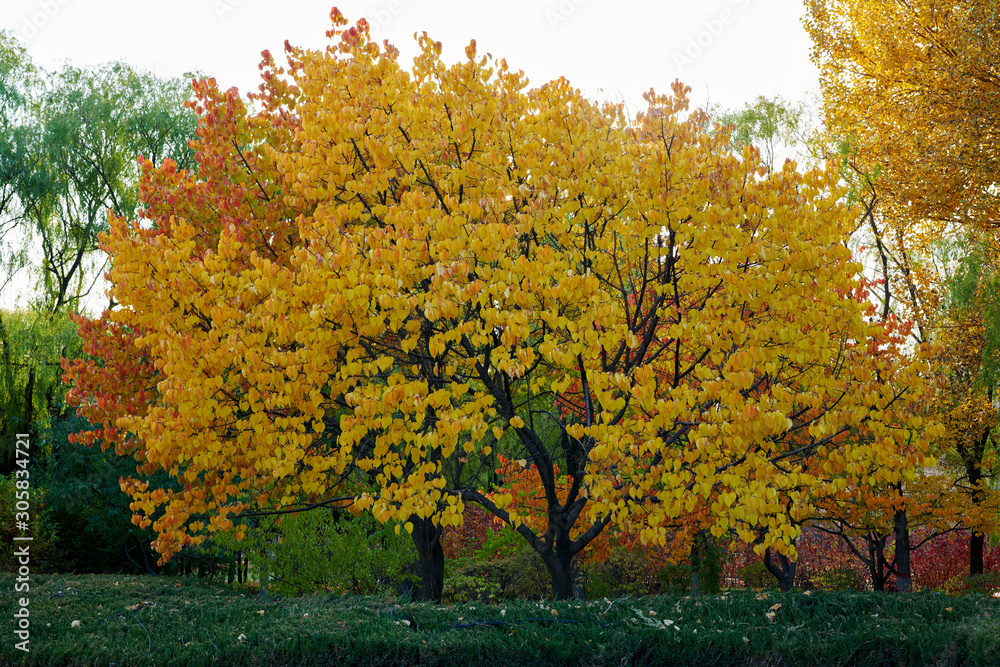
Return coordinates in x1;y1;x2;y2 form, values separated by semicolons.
3;0;821;313
7;0;819;117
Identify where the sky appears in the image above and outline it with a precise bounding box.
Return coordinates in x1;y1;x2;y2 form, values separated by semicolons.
2;0;822;313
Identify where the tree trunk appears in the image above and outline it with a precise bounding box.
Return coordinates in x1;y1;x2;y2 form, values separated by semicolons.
763;547;796;593
540;547;575;600
408;516;444;603
690;538;701;597
462;482;599;601
532;496;590;600
893;507;911;592
969;459;986;576
971;531;985;576
572;560;586;599
866;538;888;592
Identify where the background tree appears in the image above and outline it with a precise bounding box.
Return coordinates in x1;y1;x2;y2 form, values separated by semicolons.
928;240;1000;574
806;0;999;239
0;309;80;473
807;0;1000;576
0;31;40;290
710;94;820;171
21;61;199;315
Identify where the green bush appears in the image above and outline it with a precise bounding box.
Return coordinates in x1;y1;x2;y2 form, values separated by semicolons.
472;524;523;561
693;534;724;594
442;561;504;604
657;562;692;594
222;509;418;597
31;407;178;575
812;566;866;592
739;560;776;589
941;571;1000;597
587;548;659;598
968;573;1000;596
0;474;59;572
443;549;551;603
500;550;552;599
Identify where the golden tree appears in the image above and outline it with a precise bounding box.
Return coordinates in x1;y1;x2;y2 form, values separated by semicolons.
97;11;940;600
806;0;998;239
807;0;1000;575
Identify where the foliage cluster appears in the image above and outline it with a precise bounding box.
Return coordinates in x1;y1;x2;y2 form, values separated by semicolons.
211;509;418;597
807;0;1000;581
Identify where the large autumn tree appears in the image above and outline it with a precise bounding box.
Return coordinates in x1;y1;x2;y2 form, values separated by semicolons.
93;11;940;601
807;0;1000;575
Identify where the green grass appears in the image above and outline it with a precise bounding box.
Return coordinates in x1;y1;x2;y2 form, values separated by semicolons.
2;573;999;666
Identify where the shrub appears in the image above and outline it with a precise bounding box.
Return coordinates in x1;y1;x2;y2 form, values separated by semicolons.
442;561;504;604
812;566;866;591
968;573;1000;596
739;561;775;589
34;408;168;574
694;534;725;594
221;509;418;597
656;563;692;594
940;572;1000;597
0;474;60;572
586;547;659;598
443;549;551;603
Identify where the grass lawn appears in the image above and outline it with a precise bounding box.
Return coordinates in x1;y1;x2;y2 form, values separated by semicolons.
2;573;999;666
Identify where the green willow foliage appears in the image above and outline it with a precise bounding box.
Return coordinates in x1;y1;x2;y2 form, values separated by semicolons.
0;29;199;315
0;309;81;466
213;510;418;597
946;240;1000;392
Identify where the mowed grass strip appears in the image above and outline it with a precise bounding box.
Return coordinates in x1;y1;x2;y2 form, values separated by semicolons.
2;574;999;666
